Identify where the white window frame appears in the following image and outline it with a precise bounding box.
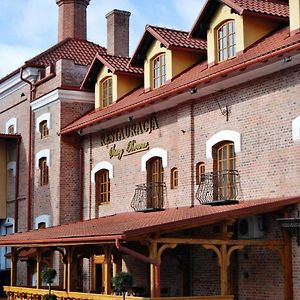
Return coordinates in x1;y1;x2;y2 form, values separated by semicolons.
0;218;14;270
36;113;51;133
7;161;16;177
292;116;300;143
35;214;51;229
206;130;241;159
5;118;17;134
35;149;50;169
141;147;168;172
91;161;114;183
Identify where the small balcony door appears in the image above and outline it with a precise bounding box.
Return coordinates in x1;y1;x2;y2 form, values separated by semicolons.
214;142;236;200
147;157;164;209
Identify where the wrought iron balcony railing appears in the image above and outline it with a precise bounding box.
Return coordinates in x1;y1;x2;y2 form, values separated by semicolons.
131;182;167;212
196;170;242;205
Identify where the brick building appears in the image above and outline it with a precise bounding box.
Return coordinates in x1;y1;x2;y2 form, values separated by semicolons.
0;0;300;299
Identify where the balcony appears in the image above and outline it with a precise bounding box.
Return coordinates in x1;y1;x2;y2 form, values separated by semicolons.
131;182;167;212
196;170;242;205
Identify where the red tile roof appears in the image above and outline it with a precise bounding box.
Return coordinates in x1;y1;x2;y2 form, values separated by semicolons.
61;26;300;135
228;0;289;17
81;53;143;90
0;196;298;246
190;0;288;38
130;25;206;67
26;38;106;68
147;25;207;51
97;54;144;75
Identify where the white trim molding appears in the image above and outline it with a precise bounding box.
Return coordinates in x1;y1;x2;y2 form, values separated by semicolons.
206;130;241;159
292;116;300;143
5;118;17;134
35;214;51;229
36;113;51;132
141;147;168;172
31;89;94;111
91;161;114;183
35;149;50;169
7;161;16;177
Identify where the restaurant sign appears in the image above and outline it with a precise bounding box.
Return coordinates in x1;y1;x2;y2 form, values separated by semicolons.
100;116;159;146
109;140;150;160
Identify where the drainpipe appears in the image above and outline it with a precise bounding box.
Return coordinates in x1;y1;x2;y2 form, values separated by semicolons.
20;66;34;231
115;239;161;297
190;103;195;207
14;137;21;232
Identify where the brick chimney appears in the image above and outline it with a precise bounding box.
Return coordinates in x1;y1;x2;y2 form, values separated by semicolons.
56;0;90;41
289;0;300;35
105;9;131;57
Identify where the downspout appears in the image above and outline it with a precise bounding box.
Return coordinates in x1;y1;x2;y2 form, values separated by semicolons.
20;66;34;231
14;137;21;232
62;137;84;221
115;239;161;297
190;103;195;207
89;134;92;219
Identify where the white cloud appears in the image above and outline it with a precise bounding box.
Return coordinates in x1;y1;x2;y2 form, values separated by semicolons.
0;44;41;79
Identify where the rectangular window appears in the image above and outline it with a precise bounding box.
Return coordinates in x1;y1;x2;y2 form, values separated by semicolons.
40;120;49;139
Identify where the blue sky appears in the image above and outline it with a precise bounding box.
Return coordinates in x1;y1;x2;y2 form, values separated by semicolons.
0;0;205;78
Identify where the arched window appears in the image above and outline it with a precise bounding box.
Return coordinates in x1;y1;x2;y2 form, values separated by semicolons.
217;20;236;61
39;120;49;139
147;157;164;209
95;169;110;205
39;157;49;186
170;167;178;189
213;142;236;200
152;53;166;88
38;222;46;229
101;77;112;108
196;162;205;185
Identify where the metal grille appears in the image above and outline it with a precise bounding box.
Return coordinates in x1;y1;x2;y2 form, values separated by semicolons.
196;170;242;204
131;182;167;211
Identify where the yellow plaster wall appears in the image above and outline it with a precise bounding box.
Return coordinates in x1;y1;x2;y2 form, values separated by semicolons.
172;51;200;77
289;0;300;33
0;140;7;219
243;16;278;49
144;40;172;90
207;4;244;64
117;75;142;100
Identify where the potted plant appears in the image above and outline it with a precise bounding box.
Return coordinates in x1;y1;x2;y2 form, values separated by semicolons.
111;272;133;300
41;268;57;300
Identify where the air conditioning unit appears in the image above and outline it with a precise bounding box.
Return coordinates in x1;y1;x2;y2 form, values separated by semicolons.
238;215;265;239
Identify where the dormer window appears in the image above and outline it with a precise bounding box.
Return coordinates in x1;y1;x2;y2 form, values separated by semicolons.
217;20;236;62
101;77;112;108
152;53;166;89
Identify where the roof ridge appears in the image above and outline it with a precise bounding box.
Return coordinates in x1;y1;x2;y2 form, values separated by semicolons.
147;24;189;34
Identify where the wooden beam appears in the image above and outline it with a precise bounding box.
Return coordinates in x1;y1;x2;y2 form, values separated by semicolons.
153;237;285;247
103;246;112;295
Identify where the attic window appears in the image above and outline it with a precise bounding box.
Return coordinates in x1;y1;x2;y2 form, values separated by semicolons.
217;20;236;62
152;53;166;89
101;77;113;108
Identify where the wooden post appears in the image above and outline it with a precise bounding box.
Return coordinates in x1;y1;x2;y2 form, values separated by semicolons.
282;224;293;300
10;247;17;286
36;248;41;289
63;260;67;291
103;246;112;295
149;242;158;298
220;244;228;296
66;247;73;293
